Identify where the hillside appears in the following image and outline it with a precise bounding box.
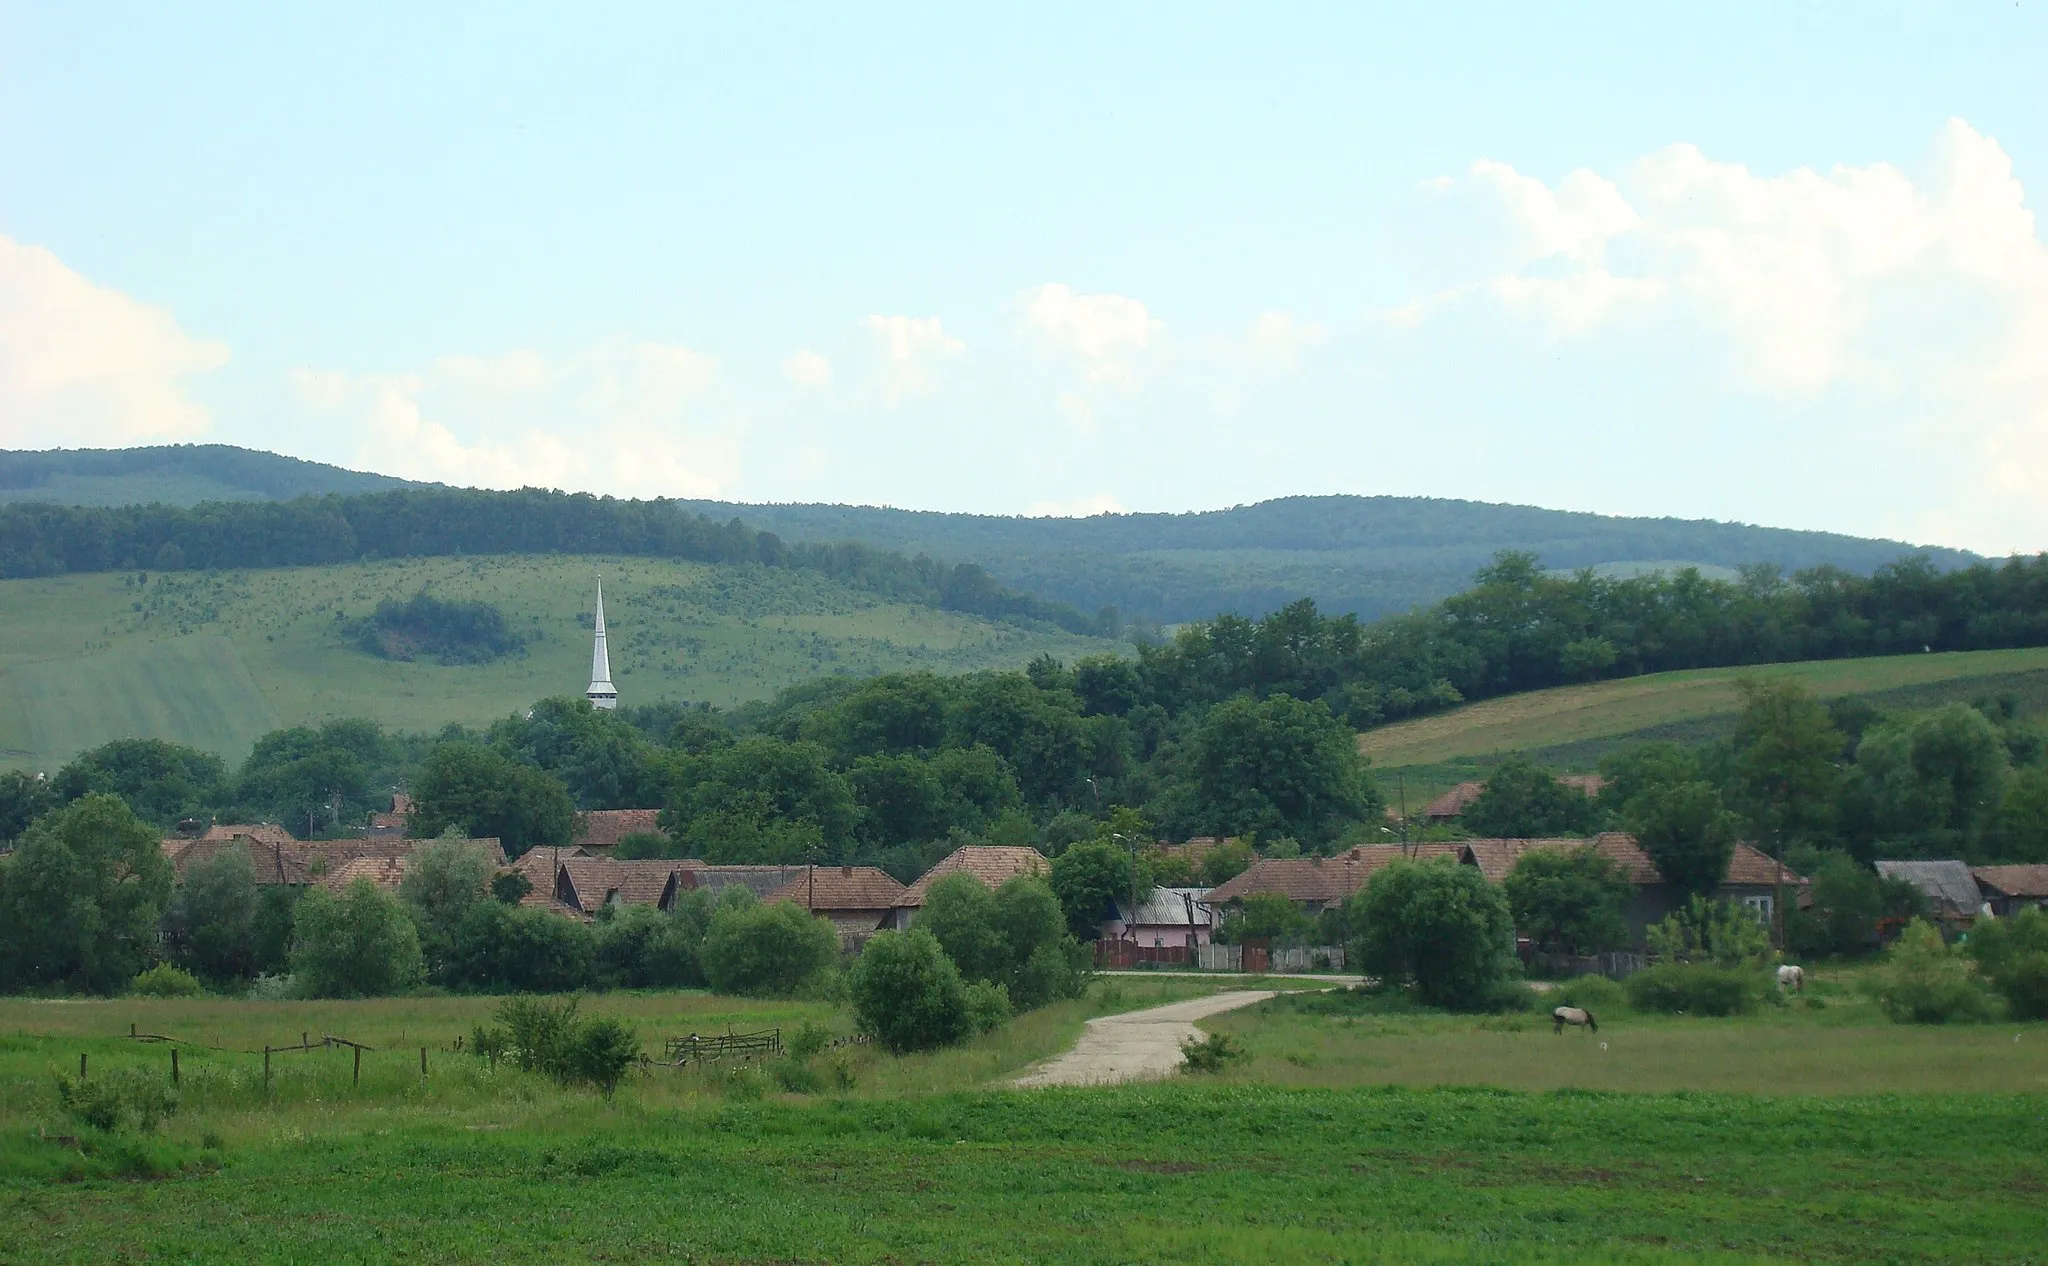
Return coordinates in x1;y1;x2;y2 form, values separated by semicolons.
681;495;1982;624
0;555;1117;771
0;447;1979;625
0;445;418;507
1359;646;2048;779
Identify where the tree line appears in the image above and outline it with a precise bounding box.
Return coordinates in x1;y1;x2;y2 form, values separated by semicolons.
0;487;1119;636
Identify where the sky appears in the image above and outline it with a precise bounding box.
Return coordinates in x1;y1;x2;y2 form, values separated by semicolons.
3;3;2045;554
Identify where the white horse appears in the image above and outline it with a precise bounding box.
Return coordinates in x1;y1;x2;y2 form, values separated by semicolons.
1552;1006;1597;1034
1777;964;1805;994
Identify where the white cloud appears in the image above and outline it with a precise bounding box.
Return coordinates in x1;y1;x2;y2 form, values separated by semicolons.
1019;283;1161;384
782;349;832;388
1236;310;1330;371
1024;492;1127;518
292;341;736;497
0;235;229;447
860;314;963;404
1404;119;2048;551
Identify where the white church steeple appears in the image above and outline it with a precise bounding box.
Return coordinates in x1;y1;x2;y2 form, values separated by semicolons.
586;580;617;710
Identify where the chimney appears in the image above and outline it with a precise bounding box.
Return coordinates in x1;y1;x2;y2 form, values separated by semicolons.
841;865;853;877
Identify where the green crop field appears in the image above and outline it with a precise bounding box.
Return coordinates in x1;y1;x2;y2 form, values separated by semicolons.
4;970;2046;1262
0;555;1120;771
1359;647;2048;774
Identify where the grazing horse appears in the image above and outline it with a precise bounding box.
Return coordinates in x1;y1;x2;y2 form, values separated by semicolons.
1777;964;1805;994
1552;1006;1597;1034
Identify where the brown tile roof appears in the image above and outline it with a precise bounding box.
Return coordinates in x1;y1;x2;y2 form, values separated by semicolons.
1205;844;1466;906
674;864;804;900
762;866;908;912
553;856;691;912
1973;864;2048;899
576;809;664;850
163;834;504;887
201;823;297;848
898;845;1050;908
1462;833;1802;890
322;855;410;893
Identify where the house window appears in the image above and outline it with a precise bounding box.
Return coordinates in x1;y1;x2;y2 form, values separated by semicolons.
1736;894;1772;921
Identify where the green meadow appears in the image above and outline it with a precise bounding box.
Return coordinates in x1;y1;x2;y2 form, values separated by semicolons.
0;555;1119;770
4;972;2047;1262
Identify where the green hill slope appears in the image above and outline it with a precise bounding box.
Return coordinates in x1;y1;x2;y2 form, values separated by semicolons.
0;445;417;507
1360;646;2048;774
0;555;1117;770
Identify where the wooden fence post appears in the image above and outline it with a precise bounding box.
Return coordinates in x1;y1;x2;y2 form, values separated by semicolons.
420;1047;428;1079
263;1046;271;1091
79;1053;87;1081
171;1048;180;1087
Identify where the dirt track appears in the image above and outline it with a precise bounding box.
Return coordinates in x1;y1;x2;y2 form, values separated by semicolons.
1012;990;1279;1088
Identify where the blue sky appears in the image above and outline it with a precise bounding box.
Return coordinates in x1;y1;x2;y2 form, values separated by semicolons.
3;3;2045;553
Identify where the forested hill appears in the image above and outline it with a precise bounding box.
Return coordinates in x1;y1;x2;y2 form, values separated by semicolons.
676;496;1981;624
0;445;418;507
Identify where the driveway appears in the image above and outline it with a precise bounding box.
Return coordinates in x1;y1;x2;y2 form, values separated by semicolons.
1013;989;1280;1088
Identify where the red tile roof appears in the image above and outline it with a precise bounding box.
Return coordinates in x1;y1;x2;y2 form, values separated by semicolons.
1418;775;1607;820
321;855;410;893
762;866;908;912
576;809;664;850
554;856;690;912
1205;844;1466;906
1461;833;1802;889
899;846;1049;908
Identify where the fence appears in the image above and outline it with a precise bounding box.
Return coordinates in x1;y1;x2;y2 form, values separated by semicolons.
1192;944;1346;973
659;1028;784;1066
117;1025;396;1088
1093;941;1191;969
1530;950;1646;980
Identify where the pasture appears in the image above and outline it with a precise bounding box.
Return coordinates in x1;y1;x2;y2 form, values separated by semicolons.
1359;646;2048;772
4;971;2047;1261
0;555;1119;770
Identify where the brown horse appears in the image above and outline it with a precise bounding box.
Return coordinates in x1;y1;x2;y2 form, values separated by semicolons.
1552;1006;1597;1034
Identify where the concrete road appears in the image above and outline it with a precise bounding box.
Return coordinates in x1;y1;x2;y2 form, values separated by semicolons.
1013;990;1279;1088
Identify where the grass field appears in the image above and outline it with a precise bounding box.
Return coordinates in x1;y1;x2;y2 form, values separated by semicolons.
1359;647;2048;772
4;970;2047;1262
0;555;1120;770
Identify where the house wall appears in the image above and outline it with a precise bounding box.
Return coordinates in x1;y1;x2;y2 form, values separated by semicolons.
1099;919;1207;948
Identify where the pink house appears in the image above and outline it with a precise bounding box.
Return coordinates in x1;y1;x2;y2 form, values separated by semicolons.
1099;886;1215;949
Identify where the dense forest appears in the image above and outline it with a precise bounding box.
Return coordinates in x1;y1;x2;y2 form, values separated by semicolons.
0;444;414;503
0;487;1117;637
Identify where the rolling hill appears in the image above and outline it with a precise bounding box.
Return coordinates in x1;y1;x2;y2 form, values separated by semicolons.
0;555;1116;771
0;445;1980;625
1359;647;2048;808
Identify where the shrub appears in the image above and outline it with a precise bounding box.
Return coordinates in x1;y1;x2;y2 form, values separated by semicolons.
1179;1031;1244;1074
700;900;838;996
245;972;295;1001
847;930;970;1053
471;996;639;1094
963;980;1012;1034
448;900;595;993
55;1070;179;1135
593;903;698;989
1645;896;1772;968
785;1020;833;1063
1348;858;1518;1011
920;873;1006;981
1878;920;1992;1024
1550;974;1627;1014
1624;963;1757;1016
1968;907;2048;1020
131;963;203;998
769;1059;823;1094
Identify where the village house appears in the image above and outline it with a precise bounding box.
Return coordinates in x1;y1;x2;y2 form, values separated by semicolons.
1463;833;1806;946
1971;864;2048;918
1875;860;1985;929
163;830;505;888
762;865;908;947
1101;885;1215;948
575;808;665;852
1203;844;1466;915
891;844;1050;928
366;794;412;837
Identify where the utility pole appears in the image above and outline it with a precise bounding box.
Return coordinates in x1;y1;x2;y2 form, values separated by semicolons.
1113;832;1138;948
1398;773;1410;858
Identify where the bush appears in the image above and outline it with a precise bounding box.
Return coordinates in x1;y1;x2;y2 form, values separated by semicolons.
700;900;838;996
55;1070;179;1135
1348;858;1518;1011
847;930;970;1053
769;1058;823;1094
785;1020;833;1063
1503;847;1630;956
1968;907;2048;1020
963;980;1012;1034
1645;896;1772;969
289;878;424;998
1624;963;1758;1016
1549;974;1627;1014
131;963;203;998
1877;920;1992;1024
471;996;639;1094
447;901;595;993
592;903;698;989
245;972;295;1001
1179;1031;1244;1074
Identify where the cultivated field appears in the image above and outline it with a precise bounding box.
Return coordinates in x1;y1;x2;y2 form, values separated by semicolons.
5;970;2046;1261
1360;647;2048;771
0;555;1119;770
